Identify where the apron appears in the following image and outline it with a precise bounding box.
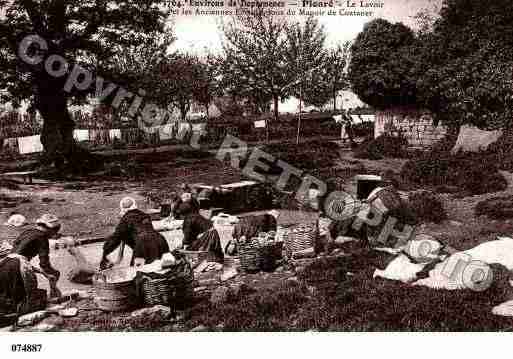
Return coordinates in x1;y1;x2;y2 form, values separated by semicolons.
189;227;224;263
0;254;38;313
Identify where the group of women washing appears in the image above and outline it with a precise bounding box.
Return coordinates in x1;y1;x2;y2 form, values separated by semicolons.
0;185;281;315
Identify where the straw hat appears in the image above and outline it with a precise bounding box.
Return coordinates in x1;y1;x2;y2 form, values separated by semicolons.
4;213;26;227
36;213;60;229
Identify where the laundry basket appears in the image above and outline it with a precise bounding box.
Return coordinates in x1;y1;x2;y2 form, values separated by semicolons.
283;223;318;257
137;258;194;310
92;267;138;312
238;240;261;273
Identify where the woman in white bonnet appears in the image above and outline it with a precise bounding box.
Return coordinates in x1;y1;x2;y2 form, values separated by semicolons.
100;197;169;270
2;212;27;247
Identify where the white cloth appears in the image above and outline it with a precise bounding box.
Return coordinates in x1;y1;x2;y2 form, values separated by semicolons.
109;129;121;141
73;129;90;142
333;115;344;124
451;125;502;154
361;115;375;122
254;120;266;128
158;123;175;140
492;300;513;317
373;254;428;283
18;135;43;154
350;115;364;125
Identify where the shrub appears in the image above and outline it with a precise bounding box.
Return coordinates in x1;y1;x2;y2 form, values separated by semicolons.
407;191;447;224
239;140;340;174
354;134;408;160
475;195;513;219
400;152;507;195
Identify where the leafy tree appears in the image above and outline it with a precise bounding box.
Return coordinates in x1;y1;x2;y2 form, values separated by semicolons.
220;10;294;124
318;42;350;111
416;0;513;130
0;0;171;172
284;17;327;109
348;18;419;110
158;53;211;122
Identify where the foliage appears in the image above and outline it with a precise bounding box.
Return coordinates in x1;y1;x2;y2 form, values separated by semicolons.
354;134;409;160
157;53;212;121
400;152;507;195
0;1;171;107
284;17;329;108
475;196;513;220
416;0;513;129
220;11;292;119
349;0;513;130
348;19;418;109
407;190;447;224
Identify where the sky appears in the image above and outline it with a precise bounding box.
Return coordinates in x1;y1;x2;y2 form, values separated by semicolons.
170;0;442;53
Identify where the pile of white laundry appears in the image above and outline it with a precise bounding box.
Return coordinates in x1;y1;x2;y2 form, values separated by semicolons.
373;236;513;292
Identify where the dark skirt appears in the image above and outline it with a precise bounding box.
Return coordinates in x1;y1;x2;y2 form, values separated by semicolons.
189;228;224;263
134;231;170;265
0;258;26;313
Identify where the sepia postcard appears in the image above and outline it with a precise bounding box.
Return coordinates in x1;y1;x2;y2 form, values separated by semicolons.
0;0;512;352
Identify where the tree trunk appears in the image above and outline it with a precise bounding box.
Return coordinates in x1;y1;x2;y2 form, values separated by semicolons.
36;92;101;175
273;95;279;123
333;90;337;112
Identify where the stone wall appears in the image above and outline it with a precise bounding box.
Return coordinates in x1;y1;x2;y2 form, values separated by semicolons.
374;106;447;147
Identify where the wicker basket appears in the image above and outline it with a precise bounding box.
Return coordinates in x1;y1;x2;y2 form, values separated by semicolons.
139;262;194;309
258;242;283;272
283;223;318;257
92;268;138;312
238;241;261;273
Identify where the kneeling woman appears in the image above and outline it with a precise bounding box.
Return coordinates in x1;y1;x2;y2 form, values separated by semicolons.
0;214;61;313
182;213;224;263
100;197;170;270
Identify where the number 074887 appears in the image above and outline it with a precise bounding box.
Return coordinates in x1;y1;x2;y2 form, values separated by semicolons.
11;344;43;352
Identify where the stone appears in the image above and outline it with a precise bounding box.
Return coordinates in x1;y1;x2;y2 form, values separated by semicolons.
58;307;78;318
40;315;64;327
17;311;50;327
221;267;238;282
210;286;231;305
172;323;185;331
190;325;209;332
449;220;463;227
131;305;172;321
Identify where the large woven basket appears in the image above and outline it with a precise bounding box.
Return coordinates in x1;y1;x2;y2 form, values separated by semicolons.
139;261;194;310
238;241;261;273
92;268;138;312
283;223;318;257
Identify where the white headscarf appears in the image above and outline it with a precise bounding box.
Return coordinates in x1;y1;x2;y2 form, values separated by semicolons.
4;214;26;227
119;197;138;216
